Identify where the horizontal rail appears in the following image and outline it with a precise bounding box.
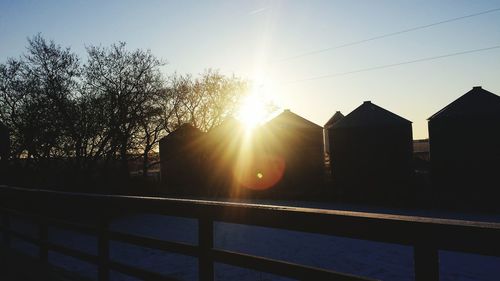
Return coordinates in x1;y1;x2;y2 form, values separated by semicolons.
4;219;372;281
47;242;99;264
48;219;98;236
108;260;178;281
3;207;98;235
1;226;99;264
109;230;199;257
1;185;500;281
4;228;39;244
211;249;375;281
2;221;183;280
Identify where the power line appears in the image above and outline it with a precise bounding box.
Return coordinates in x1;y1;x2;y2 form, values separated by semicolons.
285;44;500;84
276;7;500;62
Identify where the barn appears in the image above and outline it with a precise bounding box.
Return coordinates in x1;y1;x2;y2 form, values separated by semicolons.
428;86;500;209
201;118;246;197
255;109;325;198
159;123;205;195
324;111;344;175
330;101;413;203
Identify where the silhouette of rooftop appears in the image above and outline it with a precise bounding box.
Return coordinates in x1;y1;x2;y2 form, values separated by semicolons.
324;111;344;128
210;117;243;131
264;109;322;129
161;123;203;142
333;101;411;129
428;86;500;120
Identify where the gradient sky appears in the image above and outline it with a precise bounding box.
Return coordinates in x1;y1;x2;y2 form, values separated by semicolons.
1;0;500;139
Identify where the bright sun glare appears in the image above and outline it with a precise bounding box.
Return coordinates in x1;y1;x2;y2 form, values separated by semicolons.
237;93;268;130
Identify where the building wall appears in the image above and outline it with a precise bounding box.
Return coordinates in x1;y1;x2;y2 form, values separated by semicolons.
159;130;205;196
331;125;413;202
202;128;244;197
429;116;500;206
255;125;325;198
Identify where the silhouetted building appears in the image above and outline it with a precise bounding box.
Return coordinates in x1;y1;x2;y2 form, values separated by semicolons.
202;118;246;197
428;86;500;209
412;139;430;175
324;111;344;173
413;139;430;162
159;124;205;195
255;109;324;197
330;101;413;203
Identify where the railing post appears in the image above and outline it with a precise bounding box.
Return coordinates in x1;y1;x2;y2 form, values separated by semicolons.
414;244;439;281
2;211;10;247
38;218;48;262
199;217;214;281
98;217;110;281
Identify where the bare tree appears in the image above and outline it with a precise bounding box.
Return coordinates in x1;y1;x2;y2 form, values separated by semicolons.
0;58;24;158
0;35;251;190
0;34;80;163
83;42;165;175
169;69;248;132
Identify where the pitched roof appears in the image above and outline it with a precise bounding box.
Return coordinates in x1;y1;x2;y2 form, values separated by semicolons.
264;109;322;130
207;117;243;135
333;101;411;129
428;86;500;120
160;123;203;143
324;111;344;128
203;117;247;145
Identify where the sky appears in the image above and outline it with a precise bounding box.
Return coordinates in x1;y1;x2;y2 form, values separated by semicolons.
1;0;500;139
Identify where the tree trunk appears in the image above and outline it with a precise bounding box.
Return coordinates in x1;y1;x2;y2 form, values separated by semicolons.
142;149;149;179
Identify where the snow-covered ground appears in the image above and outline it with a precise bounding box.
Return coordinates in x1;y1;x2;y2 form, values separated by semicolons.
4;200;500;281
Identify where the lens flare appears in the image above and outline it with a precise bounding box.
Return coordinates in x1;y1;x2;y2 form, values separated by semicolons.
234;154;285;190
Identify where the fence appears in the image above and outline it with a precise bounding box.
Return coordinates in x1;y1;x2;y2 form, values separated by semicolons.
1;185;500;281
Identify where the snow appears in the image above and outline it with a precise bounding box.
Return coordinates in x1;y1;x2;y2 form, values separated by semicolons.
5;200;500;281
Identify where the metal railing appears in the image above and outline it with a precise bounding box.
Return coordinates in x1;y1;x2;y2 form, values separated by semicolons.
1;185;499;281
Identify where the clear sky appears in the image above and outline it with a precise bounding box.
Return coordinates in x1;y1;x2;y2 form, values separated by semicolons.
1;0;500;139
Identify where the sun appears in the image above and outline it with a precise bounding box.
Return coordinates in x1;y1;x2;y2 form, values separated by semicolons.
237;93;268;130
